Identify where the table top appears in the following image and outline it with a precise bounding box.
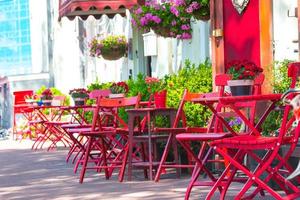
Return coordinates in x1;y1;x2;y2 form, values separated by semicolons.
126;107;177;113
192;93;282;104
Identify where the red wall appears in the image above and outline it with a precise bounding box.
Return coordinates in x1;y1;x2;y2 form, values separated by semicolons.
223;0;261;67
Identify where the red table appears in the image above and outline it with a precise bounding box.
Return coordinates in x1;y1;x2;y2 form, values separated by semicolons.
176;93;283;199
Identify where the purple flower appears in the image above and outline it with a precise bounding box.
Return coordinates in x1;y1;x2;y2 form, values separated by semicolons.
135;7;142;15
181;24;190;30
172;0;185;6
145;13;153;20
191;2;200;10
234;117;242;125
185;7;194;13
171;20;177;26
131;19;137;26
228;120;234;127
96;48;101;56
140;17;148;26
153;4;160;10
181;32;192;39
152;16;161;24
170;6;179;17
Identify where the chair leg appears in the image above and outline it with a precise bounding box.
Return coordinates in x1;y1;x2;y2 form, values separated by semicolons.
154;134;173;182
100;137;109;180
79;137;93;184
171;134;180;178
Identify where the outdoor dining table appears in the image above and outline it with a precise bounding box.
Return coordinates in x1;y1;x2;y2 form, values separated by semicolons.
125;107;177;181
176;93;283;199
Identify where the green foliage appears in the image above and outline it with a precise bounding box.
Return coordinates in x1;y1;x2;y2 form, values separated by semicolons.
262;60;294;136
36;85;70;106
165;59;213;127
273;60;292;93
89;35;127;58
87;78;112;91
127;73;151;101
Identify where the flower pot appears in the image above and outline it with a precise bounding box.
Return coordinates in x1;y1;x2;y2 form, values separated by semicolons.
193;13;210;21
42;100;52;106
73;98;86;106
101;47;126;61
227;80;254;96
109;93;125;98
193;6;210;21
154;90;167;108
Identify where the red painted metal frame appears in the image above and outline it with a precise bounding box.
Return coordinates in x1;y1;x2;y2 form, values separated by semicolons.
207;63;300;199
175;73;265;199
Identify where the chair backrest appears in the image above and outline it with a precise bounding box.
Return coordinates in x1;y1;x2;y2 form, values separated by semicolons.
253;73;265;95
89;89;111;99
91;94;141;131
173;74;230;128
288;62;300;89
52;95;66;106
277;62;300;141
13;90;34;105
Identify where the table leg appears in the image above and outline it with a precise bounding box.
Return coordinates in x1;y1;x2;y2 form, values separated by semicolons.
127;114;134;181
148;111;153;180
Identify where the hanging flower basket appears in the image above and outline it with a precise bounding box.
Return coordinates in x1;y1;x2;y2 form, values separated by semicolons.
190;4;210;21
89;35;128;61
193;13;210;21
101;47;126;61
152;27;171;38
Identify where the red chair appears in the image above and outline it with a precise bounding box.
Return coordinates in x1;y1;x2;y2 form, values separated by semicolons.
75;94;141;183
207;63;300;199
153;74;237;182
13;90;34;139
175;73;264;199
61;89;111;163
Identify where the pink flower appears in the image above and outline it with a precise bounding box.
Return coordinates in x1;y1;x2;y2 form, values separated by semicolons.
170;6;179;17
181;24;190;30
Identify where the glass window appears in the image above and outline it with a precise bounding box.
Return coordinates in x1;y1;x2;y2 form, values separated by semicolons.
0;0;32;76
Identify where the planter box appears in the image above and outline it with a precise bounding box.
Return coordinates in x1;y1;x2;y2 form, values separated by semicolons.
109;93;125;98
143;31;157;56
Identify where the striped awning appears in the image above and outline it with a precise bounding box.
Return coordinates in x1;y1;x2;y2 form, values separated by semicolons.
59;0;142;20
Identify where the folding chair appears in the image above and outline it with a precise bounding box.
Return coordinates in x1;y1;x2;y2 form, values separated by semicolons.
62;89;111;163
12;90;34;140
175;73;264;199
76;94;141;183
153;74;236;182
207;62;300;199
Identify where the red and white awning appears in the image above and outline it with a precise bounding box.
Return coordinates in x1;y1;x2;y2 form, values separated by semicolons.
59;0;142;20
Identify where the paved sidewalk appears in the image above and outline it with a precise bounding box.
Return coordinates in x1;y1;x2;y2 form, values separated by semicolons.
0;139;276;200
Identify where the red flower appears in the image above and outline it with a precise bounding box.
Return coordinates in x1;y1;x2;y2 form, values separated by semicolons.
226;60;263;80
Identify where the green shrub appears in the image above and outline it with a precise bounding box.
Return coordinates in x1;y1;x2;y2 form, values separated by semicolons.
262;60;293;136
36;85;70;106
87;78;112;91
165;59;213;127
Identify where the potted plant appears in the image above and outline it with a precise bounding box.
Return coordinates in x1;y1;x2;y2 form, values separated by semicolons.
226;60;263;96
109;81;129;98
40;88;53;106
69;88;89;106
89;35;128;61
131;1;192;39
145;76;167;108
185;0;210;21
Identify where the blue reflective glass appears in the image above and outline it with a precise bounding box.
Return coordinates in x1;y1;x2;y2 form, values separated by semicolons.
0;0;32;76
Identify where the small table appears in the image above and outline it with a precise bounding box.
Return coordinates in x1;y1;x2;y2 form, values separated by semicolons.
126;107;177;181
